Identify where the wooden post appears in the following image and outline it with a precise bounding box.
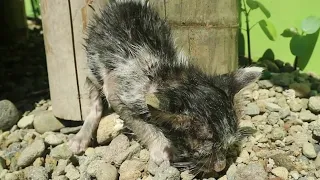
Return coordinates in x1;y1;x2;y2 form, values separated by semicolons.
160;0;239;75
41;0;239;121
40;0;108;121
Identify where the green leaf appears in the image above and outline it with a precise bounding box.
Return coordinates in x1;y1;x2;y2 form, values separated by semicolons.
256;1;271;18
259;19;277;41
301;16;320;34
246;0;259;9
281;27;299;38
290;35;305;56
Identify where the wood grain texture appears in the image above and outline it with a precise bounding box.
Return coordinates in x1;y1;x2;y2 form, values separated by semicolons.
69;0;109;120
40;0;81;120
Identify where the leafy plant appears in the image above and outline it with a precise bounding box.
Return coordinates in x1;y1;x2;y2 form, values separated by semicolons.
281;16;320;70
241;0;277;64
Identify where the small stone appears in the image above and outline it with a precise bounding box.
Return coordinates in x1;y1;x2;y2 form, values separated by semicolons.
17;139;45;167
96;134;130;163
147;160;158;175
119;160;145;180
235;162;267;180
97;113;124;145
226;164;237;180
266;103;281;112
315;153;320;168
280;107;290;119
271;127;286;141
87;160;118;180
114;141;141;165
84;147;95;157
270;154;294;171
181;170;194;180
239;120;254;129
284;136;295;145
52;176;68;180
302;142;317;159
0;100;20;131
50;144;72;160
244;103;260;116
271;167;288;180
65;164;80;180
139;149;149;162
44;133;63;146
258;80;274;89
258;89;269;99
289;171;300;180
309;96;320;113
283;89;296;100
288;99;303;112
33;111;65;134
33;157;44;167
275;86;284;93
45;155;58;173
154;165;180;180
17;115;34;129
268;112;280;125
52;159;69;177
300;110;318;122
24;166;48;180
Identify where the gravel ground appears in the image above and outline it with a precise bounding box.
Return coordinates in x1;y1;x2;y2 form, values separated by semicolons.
2;18;320;180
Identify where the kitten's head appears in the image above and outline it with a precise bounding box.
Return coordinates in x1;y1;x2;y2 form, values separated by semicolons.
149;67;263;175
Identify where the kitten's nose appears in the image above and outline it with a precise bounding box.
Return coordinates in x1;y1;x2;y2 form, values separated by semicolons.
213;160;226;172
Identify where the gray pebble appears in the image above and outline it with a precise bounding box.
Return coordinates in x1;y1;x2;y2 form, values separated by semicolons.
87;160;118;180
24;166;48;180
300;110;318;122
44;133;64;146
0;100;20;131
33;111;65;134
114;141;141;166
258;80;274;89
266;102;281;112
309;96;320;113
271;127;286;141
268;112;280;125
17;115;34;129
17;139;45;168
119;160;145;180
244;103;260;116
65;164;80;180
50;144;72;160
302;142;317;159
234;162;267;180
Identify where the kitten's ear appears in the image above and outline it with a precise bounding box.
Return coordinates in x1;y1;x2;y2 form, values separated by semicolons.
231;67;264;95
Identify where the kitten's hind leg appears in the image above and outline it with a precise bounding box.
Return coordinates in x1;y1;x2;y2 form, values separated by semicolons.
105;72;173;165
68;78;104;154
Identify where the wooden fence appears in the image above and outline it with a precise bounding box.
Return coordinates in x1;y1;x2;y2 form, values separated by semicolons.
40;0;239;121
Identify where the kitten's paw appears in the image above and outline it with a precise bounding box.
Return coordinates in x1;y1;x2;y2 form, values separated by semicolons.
149;137;172;165
68;131;91;154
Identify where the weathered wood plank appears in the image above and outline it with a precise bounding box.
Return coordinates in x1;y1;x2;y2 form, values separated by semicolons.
172;28;190;55
189;27;238;75
69;0;109;120
40;0;81;120
149;0;166;19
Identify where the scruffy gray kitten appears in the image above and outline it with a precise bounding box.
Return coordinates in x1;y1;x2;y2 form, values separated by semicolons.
68;0;263;174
